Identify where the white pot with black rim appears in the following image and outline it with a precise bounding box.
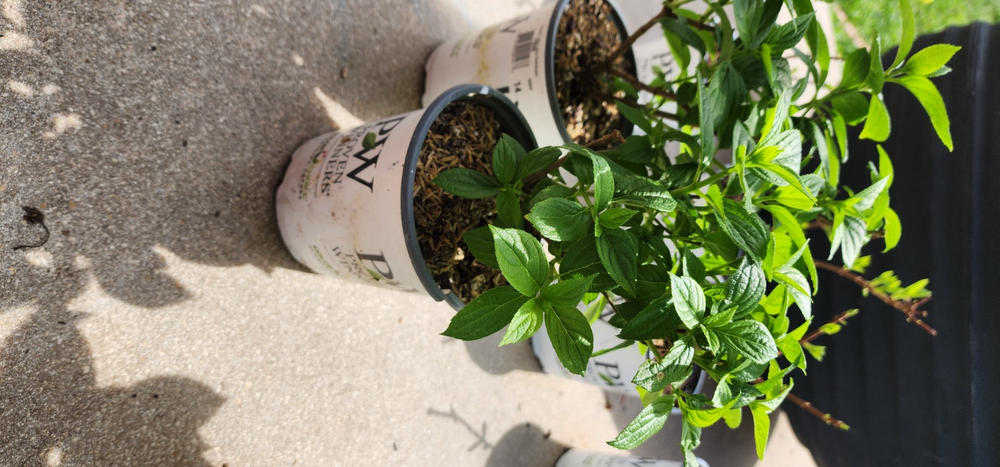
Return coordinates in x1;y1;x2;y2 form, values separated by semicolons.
275;84;536;311
422;0;638;147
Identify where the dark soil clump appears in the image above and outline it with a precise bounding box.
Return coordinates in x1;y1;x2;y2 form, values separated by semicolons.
554;0;635;144
414;102;506;303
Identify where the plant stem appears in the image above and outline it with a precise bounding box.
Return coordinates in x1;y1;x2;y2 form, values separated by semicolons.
785;393;850;430
814;260;937;336
799;309;858;345
603;6;670;68
606;67;678;101
585;129;626;150
669;169;730;196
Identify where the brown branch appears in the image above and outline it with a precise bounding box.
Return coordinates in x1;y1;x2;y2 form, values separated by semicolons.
603;6;670;68
586;129;625;150
597;92;681;121
800;309;858;346
814;260;937;336
786;393;850;430
606;67;677;101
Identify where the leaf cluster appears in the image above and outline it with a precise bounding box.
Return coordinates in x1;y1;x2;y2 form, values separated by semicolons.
435;0;954;462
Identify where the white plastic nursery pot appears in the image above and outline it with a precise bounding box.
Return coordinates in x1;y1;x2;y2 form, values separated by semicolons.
422;0;637;147
275;84;536;311
531;306;706;405
556;449;708;467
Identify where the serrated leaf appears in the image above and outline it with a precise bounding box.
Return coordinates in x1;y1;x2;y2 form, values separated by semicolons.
716;199;770;261
490;226;549;296
492;134;521;184
776;267;811;320
883;208;902;252
599;207;638;230
828;216;867;269
597;229;638;296
526;198;591;242
764;13;814;52
541;275;595;311
442;286;529;340
616;100;653;134
897;74;953;151
433;168;500;199
859;94;890;142
614;174;677;212
529;184;575;208
592;154;614;211
904;44;961;76
545;305;593;375
517;146;562;179
725;257;766;316
500;297;546;345
840;48;870;89
608;395;676;449
671;274;706;329
496;190;522;228
710;320;779;364
462;226;498;268
849;175;890;213
890;0;915;70
632;337;694;392
619;298;679;340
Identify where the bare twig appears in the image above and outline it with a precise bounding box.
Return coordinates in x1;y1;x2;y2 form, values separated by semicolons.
786;393;850;430
606;67;677;101
603;6;670;68
800;309;858;346
814;260;937;336
586;129;625;150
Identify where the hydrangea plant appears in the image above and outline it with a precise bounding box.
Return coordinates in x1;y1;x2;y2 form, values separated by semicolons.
435;0;955;462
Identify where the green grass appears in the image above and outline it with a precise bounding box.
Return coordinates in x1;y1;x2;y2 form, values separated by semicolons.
832;0;1000;53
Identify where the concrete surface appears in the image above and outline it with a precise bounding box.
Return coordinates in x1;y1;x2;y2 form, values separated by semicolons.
1;0;815;465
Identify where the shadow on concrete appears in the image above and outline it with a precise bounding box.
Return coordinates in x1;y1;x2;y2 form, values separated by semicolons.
0;0;486;461
462;332;543;375
485;422;565;467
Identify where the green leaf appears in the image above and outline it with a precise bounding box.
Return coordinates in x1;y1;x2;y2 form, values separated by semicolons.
433;168;501;199
526;198;591;242
776;267;812;320
883;208;902;252
896;74;953;151
632;336;695;392
517;146;562;180
619;298;680;340
598;207;638;230
723;407;743;429
490;226;549;296
831;92;870;125
839;48;870;89
890;0;915;70
848;175;890;213
709;320;779;364
500;297;546;346
904;44;961;76
541;275;595;311
597;229;639;296
682;249;706;284
750;403;771;459
680;415;702;466
764;13;814;52
859;94;890;142
660;16;706;56
462;226;498;268
495;190;522;228
829;216;868;269
608;395;676;449
442;286;529;340
616;100;653;134
697;69;715;163
492;134;522;184
671;274;706;329
867;34;885;92
545;305;594;375
724;257;766;316
614;174;677;212
592;154;615;211
529;184;574;208
717;199;770;261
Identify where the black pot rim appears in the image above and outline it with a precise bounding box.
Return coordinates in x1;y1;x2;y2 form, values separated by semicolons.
544;0;639;143
401;84;538;311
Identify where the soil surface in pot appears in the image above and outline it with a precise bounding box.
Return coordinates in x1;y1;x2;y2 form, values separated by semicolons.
414;101;506;303
555;0;635;144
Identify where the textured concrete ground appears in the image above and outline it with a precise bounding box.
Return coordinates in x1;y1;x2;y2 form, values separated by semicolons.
1;0;814;465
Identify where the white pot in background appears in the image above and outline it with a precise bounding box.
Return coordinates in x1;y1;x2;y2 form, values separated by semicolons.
422;0;636;147
556;449;709;467
275;84;536;311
